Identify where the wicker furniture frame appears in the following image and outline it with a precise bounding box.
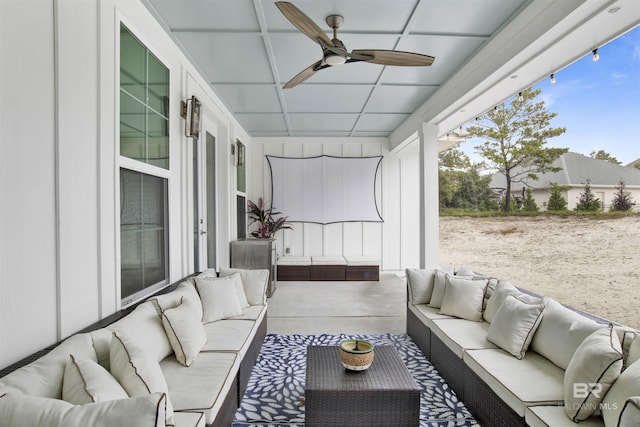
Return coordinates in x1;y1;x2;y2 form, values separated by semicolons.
345;265;379;281
305;345;420;426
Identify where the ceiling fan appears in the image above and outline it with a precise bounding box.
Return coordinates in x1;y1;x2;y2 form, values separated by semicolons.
275;1;435;89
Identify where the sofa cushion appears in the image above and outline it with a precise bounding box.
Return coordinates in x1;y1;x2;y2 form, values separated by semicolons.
406;268;435;305
161;351;238;425
62;355;127;404
195;276;244;323
110;331;174;425
484;280;519;322
463;348;565;416
564;325;623;422
487;294;546;359
0;392;166;427
230;304;266;321
431;318;497;358
624;332;640;369
408;304;454;331
525;405;604;427
161;298;207;367
440;275;487;321
531;299;603;370
428;270;450;309
151;280;203;322
107;301;173;363
602;357;640;426
201;319;255;354
0;333;97;399
219;267;269;306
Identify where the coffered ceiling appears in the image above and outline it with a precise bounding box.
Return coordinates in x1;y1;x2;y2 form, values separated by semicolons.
143;0;639;144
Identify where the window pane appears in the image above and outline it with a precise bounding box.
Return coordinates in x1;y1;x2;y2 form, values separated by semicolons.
147;52;169;116
120;27;146;103
147;111;169;169
120;169;168;300
120;91;146;162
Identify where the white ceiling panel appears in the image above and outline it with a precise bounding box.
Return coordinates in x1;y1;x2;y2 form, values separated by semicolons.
283;85;372;113
143;0;637;138
175;33;274;83
366;85;437;113
149;0;260;31
214;84;282;113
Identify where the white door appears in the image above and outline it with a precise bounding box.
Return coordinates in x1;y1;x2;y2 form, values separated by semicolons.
193;115;218;272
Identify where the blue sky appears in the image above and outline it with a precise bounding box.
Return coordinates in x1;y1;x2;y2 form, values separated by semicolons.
462;25;640;165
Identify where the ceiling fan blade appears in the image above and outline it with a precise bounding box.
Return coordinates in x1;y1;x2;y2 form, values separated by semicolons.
275;2;333;47
283;60;325;89
352;49;435;66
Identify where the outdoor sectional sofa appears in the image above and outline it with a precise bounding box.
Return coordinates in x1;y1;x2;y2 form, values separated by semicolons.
406;267;640;427
0;267;269;427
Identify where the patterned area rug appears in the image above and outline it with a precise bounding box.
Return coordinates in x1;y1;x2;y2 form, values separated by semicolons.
232;333;478;426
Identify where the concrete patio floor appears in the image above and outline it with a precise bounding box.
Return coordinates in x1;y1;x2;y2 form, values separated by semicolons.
266;273;407;335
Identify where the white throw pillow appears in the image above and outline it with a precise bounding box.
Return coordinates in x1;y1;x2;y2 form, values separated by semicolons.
602;355;640;427
564;325;623;422
439;275;487;321
228;272;250;308
195;276;243;322
151;280;203;321
530;299;602;370
483;278;498;312
486;294;546;359
624;332;640;370
219;267;269;305
0;392;166;427
161;298;207;366
428;270;449;309
109;331;174;425
405;268;435;305
483;280;519;322
62;355;128;404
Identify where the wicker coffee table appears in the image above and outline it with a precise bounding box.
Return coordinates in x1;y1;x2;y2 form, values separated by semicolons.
305;345;421;426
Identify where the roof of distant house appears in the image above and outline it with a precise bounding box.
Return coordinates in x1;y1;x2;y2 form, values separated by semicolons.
490;152;640;190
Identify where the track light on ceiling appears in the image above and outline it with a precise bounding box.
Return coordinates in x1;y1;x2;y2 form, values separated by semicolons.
517;92;524;102
592;49;600;62
550;74;556;84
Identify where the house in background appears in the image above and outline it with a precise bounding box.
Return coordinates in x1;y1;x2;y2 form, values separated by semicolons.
490;152;640;211
1;0;638;371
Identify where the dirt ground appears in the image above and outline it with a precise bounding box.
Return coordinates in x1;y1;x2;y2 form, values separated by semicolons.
439;215;640;329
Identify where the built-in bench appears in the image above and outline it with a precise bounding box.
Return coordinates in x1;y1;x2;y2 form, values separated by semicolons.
277;256;379;281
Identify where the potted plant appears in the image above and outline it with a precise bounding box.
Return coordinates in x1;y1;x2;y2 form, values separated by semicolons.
247;197;292;238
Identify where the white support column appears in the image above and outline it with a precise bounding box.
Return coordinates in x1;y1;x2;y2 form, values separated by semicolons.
418;122;439;269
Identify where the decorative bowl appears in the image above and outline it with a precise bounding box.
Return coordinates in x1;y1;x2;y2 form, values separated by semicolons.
339;339;375;371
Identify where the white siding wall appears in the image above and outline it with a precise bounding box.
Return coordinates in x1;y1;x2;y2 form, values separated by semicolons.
0;0;247;369
249;139;421;271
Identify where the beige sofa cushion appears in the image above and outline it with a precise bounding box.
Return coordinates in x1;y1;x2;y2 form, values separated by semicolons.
195;276;244;323
602;358;640;426
525;405;604;427
431;318;497;358
107;301;173;363
151;280;203;321
0;392;166;427
484;280;521;322
428;270;450;308
219;267;269;306
0;333;97;399
161;351;238;426
440;275;487;321
531;299;603;370
110;331;174;425
62;355;127;404
464;348;564;416
406;268;435;305
487;294;546;359
564;325;623;421
161;299;207;367
201;319;259;355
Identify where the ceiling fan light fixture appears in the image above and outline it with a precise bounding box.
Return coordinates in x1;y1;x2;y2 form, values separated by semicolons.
325;54;347;66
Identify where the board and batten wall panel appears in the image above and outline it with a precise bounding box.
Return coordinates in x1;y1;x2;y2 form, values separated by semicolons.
251;138;412;271
0;0;59;368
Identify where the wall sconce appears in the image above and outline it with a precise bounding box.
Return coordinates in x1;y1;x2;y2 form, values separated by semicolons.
550;74;556;84
517;92;524;102
592;48;600;62
233;140;245;166
180;96;201;138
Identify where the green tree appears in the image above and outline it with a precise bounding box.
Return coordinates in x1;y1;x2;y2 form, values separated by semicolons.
575;180;601;211
590;150;621;164
547;183;568;211
610;181;634;212
466;87;567;212
438;148;470;209
522;188;539;212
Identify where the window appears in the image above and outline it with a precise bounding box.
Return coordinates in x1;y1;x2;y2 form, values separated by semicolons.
120;25;169;169
119;24;170;305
